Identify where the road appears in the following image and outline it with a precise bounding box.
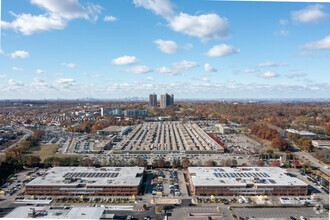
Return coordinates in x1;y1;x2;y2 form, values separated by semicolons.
1;127;33;154
289;141;329;175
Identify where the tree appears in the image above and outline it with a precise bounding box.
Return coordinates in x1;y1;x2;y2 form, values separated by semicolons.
271;137;288;151
164;161;171;168
270;160;280;167
158;158;165;168
225;159;232;167
172;159;181;168
325;123;330;133
182;158;190;168
25;156;41;167
256;160;265;167
231;159;238;167
204;160;216;167
152;159;158;168
136;157;147;167
129;160;136;166
302;140;313;152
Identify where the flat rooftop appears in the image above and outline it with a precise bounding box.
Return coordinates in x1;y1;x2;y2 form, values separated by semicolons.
3;206;105;220
27;167;144;187
188;167;308;187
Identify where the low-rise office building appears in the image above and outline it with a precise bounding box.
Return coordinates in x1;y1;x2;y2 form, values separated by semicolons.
100;107;123;117
286;129;316;138
312;140;330;149
3;206;107;220
124;109;148;117
25;167;144;196
188;167;308;196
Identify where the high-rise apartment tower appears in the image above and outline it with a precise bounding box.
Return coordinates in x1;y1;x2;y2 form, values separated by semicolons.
149;93;157;107
160;93;174;108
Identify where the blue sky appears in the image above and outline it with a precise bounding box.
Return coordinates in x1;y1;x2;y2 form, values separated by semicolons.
0;0;329;99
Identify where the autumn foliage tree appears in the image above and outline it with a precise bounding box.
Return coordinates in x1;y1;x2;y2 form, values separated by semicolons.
158;157;165;168
25;156;41;167
270;160;280;167
256;160;265;167
182;158;190;168
271;136;288;151
204;160;216;167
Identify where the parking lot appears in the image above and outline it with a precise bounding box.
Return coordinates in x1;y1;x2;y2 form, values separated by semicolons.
218;134;264;154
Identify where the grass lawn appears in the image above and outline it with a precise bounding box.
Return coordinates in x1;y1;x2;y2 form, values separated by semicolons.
26;144;81;161
261;145;279;153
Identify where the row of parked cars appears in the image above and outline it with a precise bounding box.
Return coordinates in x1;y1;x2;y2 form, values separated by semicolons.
169;170;181;196
152;170;165;196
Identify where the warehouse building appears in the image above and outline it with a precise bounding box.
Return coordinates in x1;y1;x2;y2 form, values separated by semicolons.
188;167;308;196
25;167;144;196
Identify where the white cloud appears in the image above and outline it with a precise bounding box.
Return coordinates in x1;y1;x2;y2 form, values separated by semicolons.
32;77;52;89
55;78;76;88
286;73;307;79
301;35;330;50
133;0;230;41
153;39;193;54
111;56;139;65
275;30;289;37
156;66;180;76
258;71;279;78
280;19;288;25
3;0;101;35
296;51;326;58
10;50;30;58
204;63;217;72
244;69;256;73
153;39;180;54
91;74;102;78
3;13;67;35
104;16;117;22
121;65;152;74
61;62;80;68
0;74;7;79
192;77;209;82
257;62;288;67
31;0;101;20
0;49;4;55
205;44;240;57
8;79;24;86
291;4;328;24
12;67;23;71
169;13;230;41
133;0;175;19
172;60;198;70
36;69;47;74
144;76;155;81
55;78;75;83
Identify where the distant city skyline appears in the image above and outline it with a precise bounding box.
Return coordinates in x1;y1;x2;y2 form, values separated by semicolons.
0;0;329;99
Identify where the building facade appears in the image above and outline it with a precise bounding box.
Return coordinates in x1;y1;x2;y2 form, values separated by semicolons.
160;93;174;108
188;167;308;196
100;107;123;117
149;93;157;107
124;109;148;117
25;167;144;196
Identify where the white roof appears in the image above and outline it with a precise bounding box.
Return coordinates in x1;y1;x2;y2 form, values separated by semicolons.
188;167;308;187
27;167;144;187
3;206;105;220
